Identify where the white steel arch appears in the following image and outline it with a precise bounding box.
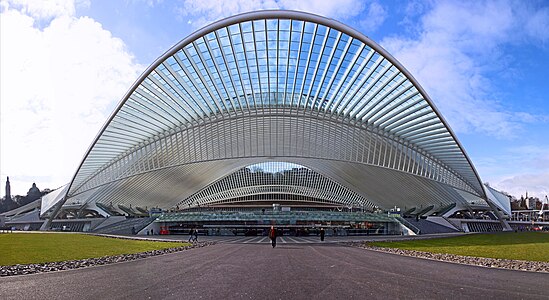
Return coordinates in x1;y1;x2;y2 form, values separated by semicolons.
179;162;375;209
45;10;497;217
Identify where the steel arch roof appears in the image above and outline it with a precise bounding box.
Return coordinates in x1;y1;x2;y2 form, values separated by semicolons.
59;10;487;214
180;162;375;209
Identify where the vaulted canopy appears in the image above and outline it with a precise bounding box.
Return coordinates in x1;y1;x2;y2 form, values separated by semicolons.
45;10;490;216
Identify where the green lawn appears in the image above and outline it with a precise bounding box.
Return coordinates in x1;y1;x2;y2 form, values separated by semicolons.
0;233;188;266
371;232;549;262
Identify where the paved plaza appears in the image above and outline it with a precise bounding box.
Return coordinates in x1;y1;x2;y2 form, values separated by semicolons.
1;240;547;300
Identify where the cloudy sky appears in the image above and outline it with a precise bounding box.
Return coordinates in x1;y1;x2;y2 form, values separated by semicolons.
1;0;548;200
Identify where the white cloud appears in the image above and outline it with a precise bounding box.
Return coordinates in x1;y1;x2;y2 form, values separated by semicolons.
404;0;428;16
381;1;548;138
512;112;549;124
0;0;143;196
522;5;549;44
494;173;549;201
177;0;277;28
177;0;369;29
127;0;163;8
278;0;365;19
4;0;76;20
378;0;549;200
359;1;387;32
477;145;549;200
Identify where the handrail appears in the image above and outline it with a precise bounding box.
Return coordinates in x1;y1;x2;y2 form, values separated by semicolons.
441;216;463;231
396;216;421;235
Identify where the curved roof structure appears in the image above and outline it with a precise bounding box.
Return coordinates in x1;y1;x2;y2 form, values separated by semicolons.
44;10;497;217
180;162;375;209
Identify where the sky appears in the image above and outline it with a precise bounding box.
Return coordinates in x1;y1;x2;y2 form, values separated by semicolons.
1;0;548;200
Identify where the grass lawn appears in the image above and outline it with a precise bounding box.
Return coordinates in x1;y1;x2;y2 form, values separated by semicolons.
371;232;549;262
0;233;188;266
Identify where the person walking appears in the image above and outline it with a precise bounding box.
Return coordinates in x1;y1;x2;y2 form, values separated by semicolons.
188;228;195;243
193;227;199;242
268;226;277;248
320;227;325;241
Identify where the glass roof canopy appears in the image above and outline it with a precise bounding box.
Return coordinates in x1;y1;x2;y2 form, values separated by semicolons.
53;10;490;216
180;162;375;209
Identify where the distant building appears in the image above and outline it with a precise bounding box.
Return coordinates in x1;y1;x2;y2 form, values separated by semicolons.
27;183;42;202
5;177;11;201
528;198;537;209
524;191;536;210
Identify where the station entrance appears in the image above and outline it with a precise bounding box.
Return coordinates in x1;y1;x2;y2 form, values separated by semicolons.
155;208;403;236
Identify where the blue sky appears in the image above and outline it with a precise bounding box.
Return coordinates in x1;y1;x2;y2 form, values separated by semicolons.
1;0;548;200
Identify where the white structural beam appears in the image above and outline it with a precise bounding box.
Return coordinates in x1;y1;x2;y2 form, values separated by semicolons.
49;10;496;220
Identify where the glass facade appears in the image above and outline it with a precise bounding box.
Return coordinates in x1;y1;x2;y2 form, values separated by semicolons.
56;11;491;217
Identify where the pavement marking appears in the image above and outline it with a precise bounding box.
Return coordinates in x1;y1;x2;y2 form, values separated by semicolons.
209;236;336;244
243;237;261;243
224;237;247;243
202;235;446;244
289;237;314;243
287;237;298;243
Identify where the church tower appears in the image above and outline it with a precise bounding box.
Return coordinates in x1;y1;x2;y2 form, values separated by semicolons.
5;177;11;200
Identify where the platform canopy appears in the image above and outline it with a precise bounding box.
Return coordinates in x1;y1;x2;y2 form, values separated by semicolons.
45;10;499;217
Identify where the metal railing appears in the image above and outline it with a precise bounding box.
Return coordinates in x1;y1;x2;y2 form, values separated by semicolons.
396;216;421;235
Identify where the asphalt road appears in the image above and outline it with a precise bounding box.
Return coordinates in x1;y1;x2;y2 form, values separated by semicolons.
1;243;548;300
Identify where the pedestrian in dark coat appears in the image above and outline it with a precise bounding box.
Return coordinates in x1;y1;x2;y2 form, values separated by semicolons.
269;226;277;248
320;228;325;241
188;228;194;242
